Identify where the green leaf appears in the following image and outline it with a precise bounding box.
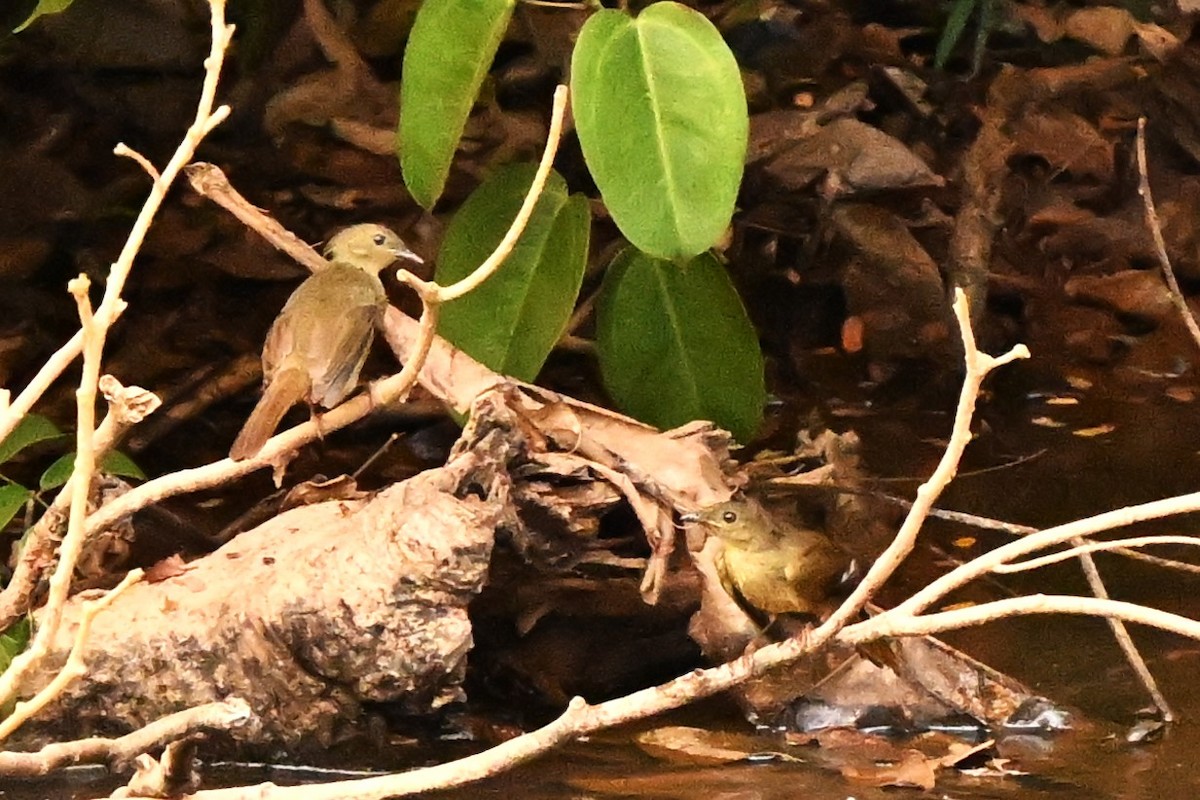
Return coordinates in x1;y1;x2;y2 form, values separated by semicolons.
935;0;978;69
14;0;72;32
971;0;996;75
39;453;74;492
39;450;145;492
0;484;31;532
0;414;64;465
571;3;747;260
596;248;765;441
0;618;31;672
399;0;516;208
100;450;145;481
436;163;590;381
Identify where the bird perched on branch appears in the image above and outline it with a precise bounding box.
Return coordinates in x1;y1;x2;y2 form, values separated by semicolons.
229;224;422;461
683;498;858;629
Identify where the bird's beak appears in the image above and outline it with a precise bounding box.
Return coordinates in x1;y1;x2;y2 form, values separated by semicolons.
392;244;424;265
679;512;700;524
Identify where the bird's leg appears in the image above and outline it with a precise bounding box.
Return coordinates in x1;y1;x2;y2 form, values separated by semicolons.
366;380;385;410
307;401;327;441
764;612;817;642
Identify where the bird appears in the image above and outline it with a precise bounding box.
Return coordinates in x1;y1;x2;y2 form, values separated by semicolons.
684;497;900;669
228;224;422;461
683;497;858;630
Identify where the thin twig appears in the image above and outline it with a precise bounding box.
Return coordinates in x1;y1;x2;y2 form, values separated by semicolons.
0;5;233;448
996;534;1200;572
812;289;1028;645
894;490;1200;617
0;0;234;731
0;698;251;777
0;569;143;740
1076;550;1174;720
187;85;571;469
1136;116;1200;351
431;84;568;304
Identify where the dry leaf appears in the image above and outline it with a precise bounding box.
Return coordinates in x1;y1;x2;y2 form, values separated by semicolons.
1063;6;1136;55
1073;424;1116;437
145;554;192;583
841;316;865;353
636;726;782;765
843;748;938;790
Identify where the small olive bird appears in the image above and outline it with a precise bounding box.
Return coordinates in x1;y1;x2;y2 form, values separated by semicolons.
684;498;858;630
229;224;421;461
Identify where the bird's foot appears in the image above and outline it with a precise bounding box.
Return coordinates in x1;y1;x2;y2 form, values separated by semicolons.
367;380;386;409
308;403;327;441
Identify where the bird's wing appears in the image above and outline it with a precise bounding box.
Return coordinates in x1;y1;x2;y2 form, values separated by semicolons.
261;309;296;380
716;548;772;629
291;266;385;407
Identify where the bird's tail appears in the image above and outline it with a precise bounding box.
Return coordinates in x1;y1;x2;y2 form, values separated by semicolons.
229;368;308;461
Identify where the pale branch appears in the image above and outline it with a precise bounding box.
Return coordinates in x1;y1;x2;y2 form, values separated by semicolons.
1136;116;1200;353
0;0;234;739
895;489;1200;618
0;699;251;778
1075;548;1173;720
427;84;568;304
0;2;233;447
190;84;570;472
995;534;1200;573
0;379;164;631
811;289;1028;648
0;275;110;719
0;570;143;741
1112;548;1200;575
861;595;1200;641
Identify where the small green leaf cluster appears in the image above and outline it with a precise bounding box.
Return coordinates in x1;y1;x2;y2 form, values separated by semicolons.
400;0;764;440
935;0;1001;73
0;614;31;714
0;414;144;538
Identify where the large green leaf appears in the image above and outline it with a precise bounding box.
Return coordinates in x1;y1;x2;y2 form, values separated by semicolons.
596;249;764;441
571;3;747;260
399;0;515;209
436;163;590;381
0;414;63;465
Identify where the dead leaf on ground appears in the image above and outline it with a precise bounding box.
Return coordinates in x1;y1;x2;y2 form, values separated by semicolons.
636;726;793;765
1073;423;1116;437
842;747;939;790
761;117;942;195
1063;6;1137;55
1065;271;1175;324
1010;108;1113;181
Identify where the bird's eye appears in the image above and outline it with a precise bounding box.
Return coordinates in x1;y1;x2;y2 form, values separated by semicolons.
372;233;387;245
721;510;738;524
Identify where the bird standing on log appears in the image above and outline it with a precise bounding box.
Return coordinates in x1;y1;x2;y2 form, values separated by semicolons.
229;224;421;461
